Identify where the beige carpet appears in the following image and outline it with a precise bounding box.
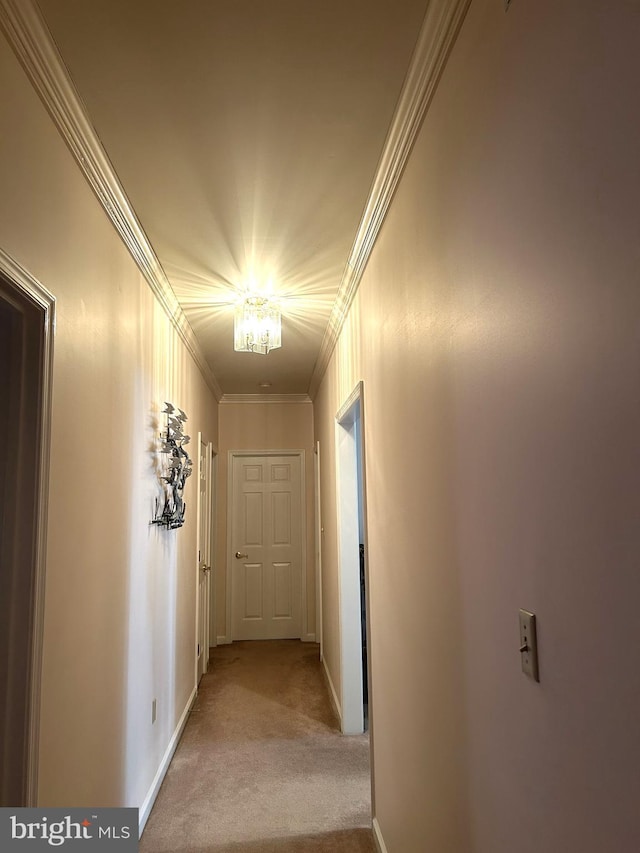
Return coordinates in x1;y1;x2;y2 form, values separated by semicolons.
140;640;375;852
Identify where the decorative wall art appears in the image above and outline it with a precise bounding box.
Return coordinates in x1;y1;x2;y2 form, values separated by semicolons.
151;402;193;529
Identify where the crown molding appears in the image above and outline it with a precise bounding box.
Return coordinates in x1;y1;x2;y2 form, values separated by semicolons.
219;394;312;405
308;0;472;399
0;0;222;401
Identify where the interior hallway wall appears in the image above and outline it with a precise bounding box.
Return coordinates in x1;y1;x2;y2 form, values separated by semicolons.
313;0;640;851
216;399;315;641
0;32;218;810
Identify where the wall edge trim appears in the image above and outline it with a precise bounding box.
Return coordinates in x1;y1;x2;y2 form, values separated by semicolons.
372;817;389;853
0;0;222;401
138;686;197;835
308;0;472;398
321;656;342;723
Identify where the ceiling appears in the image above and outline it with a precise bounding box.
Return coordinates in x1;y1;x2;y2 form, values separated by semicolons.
36;0;430;396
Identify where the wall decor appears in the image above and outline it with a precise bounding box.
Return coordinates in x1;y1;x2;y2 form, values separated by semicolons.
151;402;193;529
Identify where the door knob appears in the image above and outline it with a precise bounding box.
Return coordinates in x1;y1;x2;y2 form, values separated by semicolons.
203;565;211;574
235;551;248;559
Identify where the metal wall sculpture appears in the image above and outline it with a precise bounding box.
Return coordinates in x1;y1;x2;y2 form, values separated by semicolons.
151;402;193;529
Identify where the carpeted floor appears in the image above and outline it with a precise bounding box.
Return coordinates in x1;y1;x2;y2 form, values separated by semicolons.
140;640;375;852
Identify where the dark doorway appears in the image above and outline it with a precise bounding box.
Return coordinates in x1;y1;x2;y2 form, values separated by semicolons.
0;270;47;806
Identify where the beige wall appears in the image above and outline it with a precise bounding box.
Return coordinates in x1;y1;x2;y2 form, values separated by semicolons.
216;400;315;640
0;33;217;810
314;0;640;851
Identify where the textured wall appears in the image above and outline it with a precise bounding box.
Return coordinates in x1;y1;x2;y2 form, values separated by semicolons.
0;33;218;810
314;0;640;850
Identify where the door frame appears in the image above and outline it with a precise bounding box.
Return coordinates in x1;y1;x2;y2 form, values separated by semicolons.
335;381;372;736
195;434;213;684
225;450;307;643
314;440;323;660
208;446;218;649
0;249;55;806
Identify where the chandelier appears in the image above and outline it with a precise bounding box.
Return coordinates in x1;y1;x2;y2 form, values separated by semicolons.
234;294;282;355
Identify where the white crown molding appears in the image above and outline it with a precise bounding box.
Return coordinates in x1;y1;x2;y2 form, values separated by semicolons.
219;393;312;405
0;0;222;401
308;0;472;399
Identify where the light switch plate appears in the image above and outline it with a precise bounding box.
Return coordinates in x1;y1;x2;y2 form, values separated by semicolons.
519;609;539;681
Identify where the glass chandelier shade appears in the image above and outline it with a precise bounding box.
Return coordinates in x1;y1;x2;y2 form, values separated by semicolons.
234;295;282;355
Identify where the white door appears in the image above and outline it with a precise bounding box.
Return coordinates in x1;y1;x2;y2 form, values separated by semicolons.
197;434;212;681
231;454;302;640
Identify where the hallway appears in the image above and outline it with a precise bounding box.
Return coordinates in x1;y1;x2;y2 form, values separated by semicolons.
4;0;640;849
140;642;374;852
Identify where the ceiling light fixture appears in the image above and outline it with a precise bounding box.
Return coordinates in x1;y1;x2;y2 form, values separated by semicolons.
234;294;281;355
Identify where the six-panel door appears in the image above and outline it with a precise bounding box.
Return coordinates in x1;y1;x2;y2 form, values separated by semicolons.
231;454;302;640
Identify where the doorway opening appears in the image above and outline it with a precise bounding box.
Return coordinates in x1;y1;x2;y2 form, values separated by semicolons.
336;381;370;735
314;440;323;660
0;252;54;806
208;447;218;654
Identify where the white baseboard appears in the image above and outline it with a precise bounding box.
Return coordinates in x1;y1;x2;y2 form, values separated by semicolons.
217;634;315;645
372;817;389;853
138;686;197;835
321;656;341;723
